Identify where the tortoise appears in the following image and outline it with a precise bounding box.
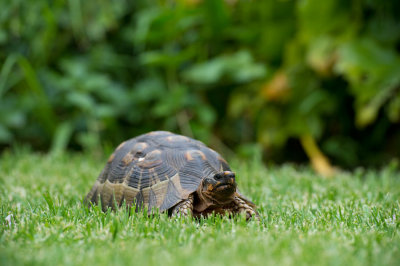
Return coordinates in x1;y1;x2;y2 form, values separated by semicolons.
84;131;258;219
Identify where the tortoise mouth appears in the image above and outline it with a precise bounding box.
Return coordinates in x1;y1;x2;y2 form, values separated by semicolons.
202;176;237;198
212;182;236;197
214;183;235;191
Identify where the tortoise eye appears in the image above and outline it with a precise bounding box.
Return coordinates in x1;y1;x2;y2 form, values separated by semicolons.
214;173;223;180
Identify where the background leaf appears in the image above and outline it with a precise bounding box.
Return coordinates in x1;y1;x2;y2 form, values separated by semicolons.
0;0;399;167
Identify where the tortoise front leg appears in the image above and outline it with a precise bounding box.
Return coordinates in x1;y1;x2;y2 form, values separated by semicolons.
233;196;259;220
171;194;194;217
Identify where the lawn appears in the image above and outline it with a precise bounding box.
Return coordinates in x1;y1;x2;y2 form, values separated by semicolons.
1;151;399;266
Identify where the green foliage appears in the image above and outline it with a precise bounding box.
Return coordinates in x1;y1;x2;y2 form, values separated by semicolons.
1;152;400;265
0;0;399;166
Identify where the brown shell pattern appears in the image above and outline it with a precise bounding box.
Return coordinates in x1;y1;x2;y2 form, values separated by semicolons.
84;131;231;212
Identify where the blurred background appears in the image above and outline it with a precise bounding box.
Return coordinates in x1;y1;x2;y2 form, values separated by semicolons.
1;0;399;172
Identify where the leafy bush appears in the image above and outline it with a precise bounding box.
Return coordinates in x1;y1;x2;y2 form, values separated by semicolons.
0;0;399;167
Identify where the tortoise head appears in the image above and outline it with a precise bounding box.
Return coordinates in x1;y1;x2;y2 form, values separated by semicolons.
198;171;237;204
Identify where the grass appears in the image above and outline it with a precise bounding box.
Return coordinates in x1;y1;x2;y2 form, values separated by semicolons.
0;151;399;266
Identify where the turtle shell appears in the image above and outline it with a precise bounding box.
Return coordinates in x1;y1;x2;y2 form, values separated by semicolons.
85;131;231;212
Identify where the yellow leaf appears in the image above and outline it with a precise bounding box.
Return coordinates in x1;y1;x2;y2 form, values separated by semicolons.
260;70;290;102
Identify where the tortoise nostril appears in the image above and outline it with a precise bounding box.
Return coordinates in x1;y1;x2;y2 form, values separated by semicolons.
215;171;235;181
223;171;235;179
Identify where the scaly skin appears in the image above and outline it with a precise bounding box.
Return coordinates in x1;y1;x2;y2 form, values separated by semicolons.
171;193;259;220
232;196;259;220
171;194;194;217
